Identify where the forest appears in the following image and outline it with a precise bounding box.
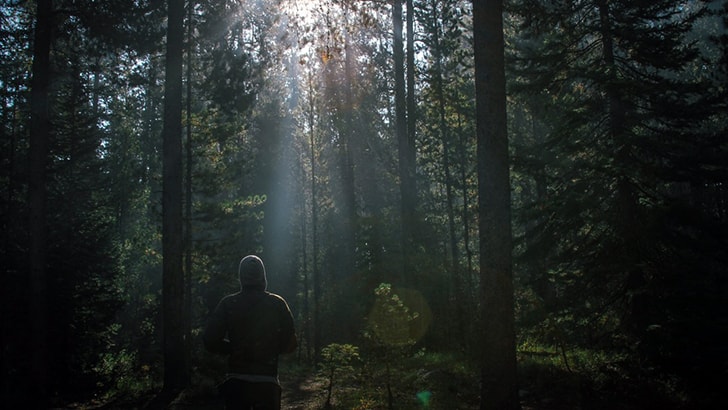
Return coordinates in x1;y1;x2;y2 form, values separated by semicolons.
1;0;727;409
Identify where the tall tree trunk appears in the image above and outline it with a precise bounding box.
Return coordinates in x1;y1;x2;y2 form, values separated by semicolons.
473;0;519;409
406;0;417;220
161;0;188;391
299;152;311;361
183;0;194;388
393;0;413;280
307;72;321;359
28;0;52;405
342;22;357;279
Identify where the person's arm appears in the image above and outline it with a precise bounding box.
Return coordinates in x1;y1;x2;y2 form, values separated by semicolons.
282;331;298;354
203;299;232;355
279;299;298;354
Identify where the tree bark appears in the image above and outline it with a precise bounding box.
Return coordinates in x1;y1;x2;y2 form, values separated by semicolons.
183;0;194;389
342;18;357;279
162;0;188;391
306;71;321;359
473;0;519;409
28;0;52;405
394;0;413;280
406;0;417;214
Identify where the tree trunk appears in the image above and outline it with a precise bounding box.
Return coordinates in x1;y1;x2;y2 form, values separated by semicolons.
162;0;188;391
342;21;357;279
473;0;519;408
183;0;194;389
28;0;52;405
299;152;311;361
406;0;417;225
307;72;321;359
394;0;413;280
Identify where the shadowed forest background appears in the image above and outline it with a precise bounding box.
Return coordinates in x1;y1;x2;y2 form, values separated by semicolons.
1;0;727;409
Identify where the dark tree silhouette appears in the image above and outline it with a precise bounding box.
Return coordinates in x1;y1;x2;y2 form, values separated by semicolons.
161;0;189;392
28;0;52;406
474;0;519;408
394;0;414;278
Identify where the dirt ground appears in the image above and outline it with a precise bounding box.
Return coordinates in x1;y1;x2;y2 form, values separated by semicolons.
161;371;324;410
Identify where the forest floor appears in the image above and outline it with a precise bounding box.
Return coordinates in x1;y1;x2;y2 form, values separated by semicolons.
278;370;328;410
156;369;325;410
64;368;635;410
83;365;546;409
69;354;628;409
70;366;324;410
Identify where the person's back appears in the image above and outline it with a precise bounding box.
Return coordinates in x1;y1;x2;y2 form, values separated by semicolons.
203;255;297;410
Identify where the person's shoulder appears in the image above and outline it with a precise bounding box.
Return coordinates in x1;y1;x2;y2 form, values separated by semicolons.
220;291;243;304
264;291;289;304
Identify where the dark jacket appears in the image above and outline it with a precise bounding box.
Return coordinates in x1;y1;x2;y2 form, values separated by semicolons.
203;290;297;377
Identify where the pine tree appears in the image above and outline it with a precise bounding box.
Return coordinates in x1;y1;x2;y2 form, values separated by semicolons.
510;0;727;404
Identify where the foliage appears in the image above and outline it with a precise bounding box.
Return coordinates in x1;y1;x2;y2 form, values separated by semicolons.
94;348;157;400
319;343;361;408
508;0;728;407
366;283;421;347
332;348;479;409
364;283;434;409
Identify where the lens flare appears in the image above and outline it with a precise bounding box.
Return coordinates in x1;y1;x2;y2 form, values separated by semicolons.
416;390;432;407
367;285;432;346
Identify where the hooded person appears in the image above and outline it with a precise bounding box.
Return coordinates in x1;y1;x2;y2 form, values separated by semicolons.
203;255;297;410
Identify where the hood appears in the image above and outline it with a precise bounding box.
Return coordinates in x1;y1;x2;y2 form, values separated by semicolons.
238;255;267;291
